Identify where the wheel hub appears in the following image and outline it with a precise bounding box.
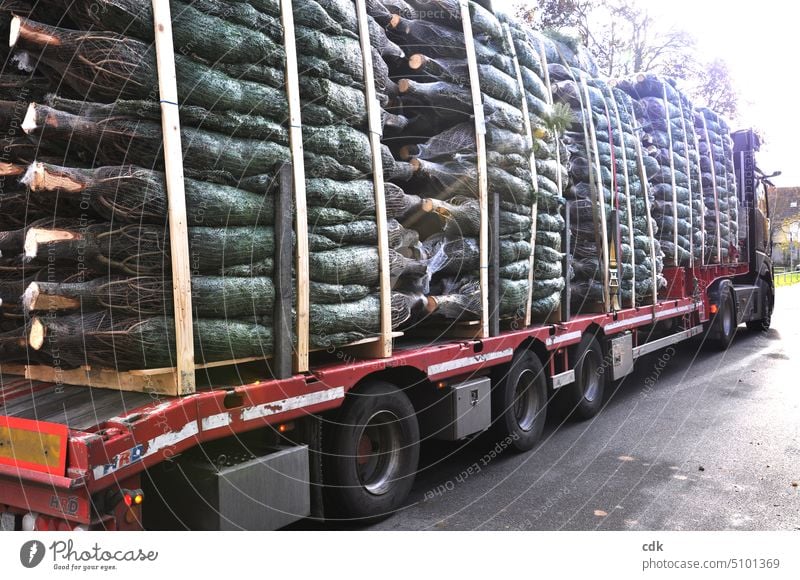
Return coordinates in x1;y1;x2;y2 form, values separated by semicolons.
355;411;402;496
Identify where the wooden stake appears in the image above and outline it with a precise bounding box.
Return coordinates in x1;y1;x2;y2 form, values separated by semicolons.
630;108;660;310
537;41;566;322
460;0;489;338
608;90;636;308
504;24;539;327
677;96;695;269
151;0;195;395
662;85;680;268
355;0;392;357
691;117;707;267
280;0;310;373
581;75;611;313
700;114;723;264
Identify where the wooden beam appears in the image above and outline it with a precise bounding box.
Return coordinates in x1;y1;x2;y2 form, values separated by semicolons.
676;97;694;269
629;108;660;310
355;0;392;357
700;114;722;265
273;163;294;380
580;75;611;312
662;85;680;268
599;94;621;312
280;0;310;373
536;41;565;322
692;116;707;266
608;89;636;307
151;0;195;395
460;0;489;338
504;24;539;328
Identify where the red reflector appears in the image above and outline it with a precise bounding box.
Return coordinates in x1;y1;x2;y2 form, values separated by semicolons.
123;494;133;507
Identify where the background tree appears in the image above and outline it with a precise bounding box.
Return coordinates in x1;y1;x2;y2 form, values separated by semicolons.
515;0;741;118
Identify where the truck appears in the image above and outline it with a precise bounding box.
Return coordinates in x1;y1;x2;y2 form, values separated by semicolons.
0;124;775;530
0;0;775;531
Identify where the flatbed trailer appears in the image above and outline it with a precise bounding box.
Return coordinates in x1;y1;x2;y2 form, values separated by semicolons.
0;254;771;530
0;0;776;530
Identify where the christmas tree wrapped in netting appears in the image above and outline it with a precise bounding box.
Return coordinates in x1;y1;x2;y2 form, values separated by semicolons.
0;0;427;369
695;107;739;263
618;74;704;268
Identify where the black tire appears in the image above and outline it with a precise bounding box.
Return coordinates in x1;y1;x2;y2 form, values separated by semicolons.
746;285;773;332
322;381;419;523
491;349;548;452
709;290;736;350
557;334;605;421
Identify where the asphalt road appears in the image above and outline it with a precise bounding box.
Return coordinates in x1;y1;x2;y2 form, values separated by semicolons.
364;284;800;531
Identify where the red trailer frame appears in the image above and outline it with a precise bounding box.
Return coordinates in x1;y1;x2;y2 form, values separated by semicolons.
0;263;747;530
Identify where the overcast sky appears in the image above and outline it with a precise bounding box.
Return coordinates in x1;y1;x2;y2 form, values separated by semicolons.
520;0;800;186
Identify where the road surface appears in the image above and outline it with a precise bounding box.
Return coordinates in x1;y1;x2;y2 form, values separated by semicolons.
364;285;800;531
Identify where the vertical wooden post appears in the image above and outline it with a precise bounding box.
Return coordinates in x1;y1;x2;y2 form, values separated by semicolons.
630;108;660;310
599;95;621;311
273;163;294;380
608;90;636;307
280;0;309;373
700;114;722;264
719;126;736;263
355;0;392;356
537;41;565;322
151;0;195;395
691;113;707;266
730;135;740;263
677;97;694;269
662;85;680;268
460;0;489;338
504;24;539;328
580;75;611;312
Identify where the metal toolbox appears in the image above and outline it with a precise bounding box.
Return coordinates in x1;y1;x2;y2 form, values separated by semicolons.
147;445;310;531
433;377;492;441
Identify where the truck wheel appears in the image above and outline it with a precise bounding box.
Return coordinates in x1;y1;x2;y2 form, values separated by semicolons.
557;335;605;421
323;381;419;523
492;350;548;452
709;290;736;349
746;286;772;332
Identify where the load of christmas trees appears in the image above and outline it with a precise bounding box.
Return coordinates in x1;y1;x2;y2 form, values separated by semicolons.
0;0;740;373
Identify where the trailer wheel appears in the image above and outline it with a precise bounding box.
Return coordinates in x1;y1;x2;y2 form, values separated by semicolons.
492;350;548;452
709;290;736;349
746;285;772;332
323;381;419;522
557;335;605;421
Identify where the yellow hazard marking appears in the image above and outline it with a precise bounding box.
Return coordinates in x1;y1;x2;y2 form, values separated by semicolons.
0;425;62;469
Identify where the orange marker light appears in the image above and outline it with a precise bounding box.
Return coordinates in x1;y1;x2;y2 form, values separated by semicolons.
278;422;295;433
710;304;718;314
134;494;143;505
